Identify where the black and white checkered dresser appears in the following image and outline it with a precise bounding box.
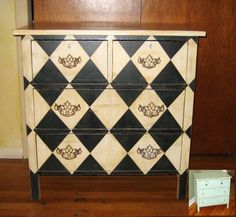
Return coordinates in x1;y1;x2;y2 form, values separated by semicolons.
14;25;206;200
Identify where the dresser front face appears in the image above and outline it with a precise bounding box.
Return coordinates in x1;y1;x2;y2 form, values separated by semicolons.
22;34;198;176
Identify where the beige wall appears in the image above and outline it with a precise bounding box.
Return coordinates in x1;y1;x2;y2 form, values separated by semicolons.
0;0;31;158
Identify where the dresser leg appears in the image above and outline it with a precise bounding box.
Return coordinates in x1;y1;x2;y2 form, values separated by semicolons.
177;171;187;200
30;171;40;201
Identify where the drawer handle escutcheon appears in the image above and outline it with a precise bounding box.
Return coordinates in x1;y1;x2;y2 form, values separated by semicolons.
137;144;162;160
58;54;81;68
138;102;165;118
56;145;82;160
54;101;81;117
138;55;161;69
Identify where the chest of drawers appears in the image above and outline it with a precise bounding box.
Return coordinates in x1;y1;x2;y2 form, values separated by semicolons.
14;25;205;200
193;171;231;212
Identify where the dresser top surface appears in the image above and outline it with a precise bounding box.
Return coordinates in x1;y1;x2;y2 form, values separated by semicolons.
193;170;232;180
13;22;206;37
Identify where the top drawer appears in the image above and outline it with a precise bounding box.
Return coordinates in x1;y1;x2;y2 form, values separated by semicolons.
31;40;108;84
197;178;231;189
112;39;188;87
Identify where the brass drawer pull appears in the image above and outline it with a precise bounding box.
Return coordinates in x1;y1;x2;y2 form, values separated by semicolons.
138;55;161;69
138;102;165;118
137;144;162;160
56;145;82;160
58;54;81;68
54;100;81;117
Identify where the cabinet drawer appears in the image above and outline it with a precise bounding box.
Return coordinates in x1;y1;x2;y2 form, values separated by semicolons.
199;196;228;207
198;188;229;198
36;131;182;174
32;40;108;84
33;88;185;132
112;39;188;86
197;178;231;189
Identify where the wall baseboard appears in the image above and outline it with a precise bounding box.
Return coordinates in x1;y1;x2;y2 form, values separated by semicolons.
0;147;23;159
189;197;195;207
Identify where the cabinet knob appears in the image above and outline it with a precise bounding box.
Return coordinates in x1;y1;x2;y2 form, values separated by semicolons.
54;101;81;117
137;144;162;160
56;145;82;160
138;102;165;118
138;55;161;69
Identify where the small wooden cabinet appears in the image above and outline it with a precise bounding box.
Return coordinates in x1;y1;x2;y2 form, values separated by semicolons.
193;171;232;212
14;24;205;200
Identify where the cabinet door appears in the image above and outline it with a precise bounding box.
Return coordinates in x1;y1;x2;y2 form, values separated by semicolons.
31;40;108;84
112;39;188;87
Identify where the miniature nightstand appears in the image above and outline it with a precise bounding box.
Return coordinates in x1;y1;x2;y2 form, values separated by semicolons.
193;170;232;212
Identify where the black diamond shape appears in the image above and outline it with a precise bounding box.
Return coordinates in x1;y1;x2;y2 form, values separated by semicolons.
147;155;178;174
151;62;186;86
111;110;145;132
185;125;192;138
150;132;182;152
39;154;69;173
36;88;66;106
189;79;195;92
154;88;185;107
158;40;186;59
112;61;148;88
75;155;107;175
36;40;62;56
150;110;182;131
24;77;30;90
118;40;146;57
37;133;68;152
71;59;107;83
75;133;106;152
79;41;103;57
114;88;143;107
33;59;68;83
111;155;143;175
74;87;107;106
113;132;143;152
73;109;107;131
35;110;70;131
26;125;32;135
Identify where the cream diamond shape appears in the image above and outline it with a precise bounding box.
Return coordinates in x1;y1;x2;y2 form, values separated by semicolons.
31;41;49;78
52;85;89;130
50;39;89;82
131;41;170;84
90;87;128;129
53;134;89;174
91;134;126;174
112;41;130;81
91;41;108;80
130;88;166;129
129;134;164;174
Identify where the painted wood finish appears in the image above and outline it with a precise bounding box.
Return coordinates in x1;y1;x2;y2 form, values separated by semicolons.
15;28;205;200
193;171;232;212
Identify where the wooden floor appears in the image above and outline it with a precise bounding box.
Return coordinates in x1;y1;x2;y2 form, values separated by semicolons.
189;201;235;216
0;154;235;217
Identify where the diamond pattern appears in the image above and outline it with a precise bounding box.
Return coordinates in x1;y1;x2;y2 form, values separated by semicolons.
27;36;197;175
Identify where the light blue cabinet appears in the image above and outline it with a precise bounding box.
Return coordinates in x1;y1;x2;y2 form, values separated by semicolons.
193;171;231;212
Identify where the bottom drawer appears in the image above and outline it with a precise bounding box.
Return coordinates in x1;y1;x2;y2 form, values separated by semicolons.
199;196;229;207
36;132;182;175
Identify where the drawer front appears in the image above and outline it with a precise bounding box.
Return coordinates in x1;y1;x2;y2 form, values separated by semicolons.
32;40;108;84
36;132;182;175
199;196;228;207
197;178;231;189
198;188;229;198
33;88;185;132
112;39;188;86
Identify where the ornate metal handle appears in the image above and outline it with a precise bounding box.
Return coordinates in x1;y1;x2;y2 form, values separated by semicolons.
137;144;162;160
138;55;161;69
54;100;81;117
58;54;81;68
56;145;82;160
138;101;165;118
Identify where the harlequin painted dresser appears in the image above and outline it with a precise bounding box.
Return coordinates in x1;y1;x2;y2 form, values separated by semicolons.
14;24;206;200
193;170;232;212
